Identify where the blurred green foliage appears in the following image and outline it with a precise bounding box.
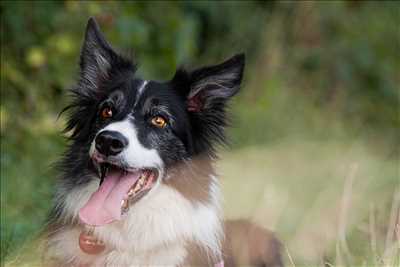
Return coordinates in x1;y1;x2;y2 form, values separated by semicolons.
1;1;398;145
1;1;399;265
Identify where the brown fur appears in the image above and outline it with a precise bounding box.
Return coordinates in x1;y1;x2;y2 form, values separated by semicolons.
223;219;284;267
165;155;216;204
183;242;217;266
182;219;285;267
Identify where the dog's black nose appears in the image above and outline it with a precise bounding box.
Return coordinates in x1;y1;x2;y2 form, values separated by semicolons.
95;130;128;156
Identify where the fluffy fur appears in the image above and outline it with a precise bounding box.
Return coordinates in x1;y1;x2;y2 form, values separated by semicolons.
46;179;222;266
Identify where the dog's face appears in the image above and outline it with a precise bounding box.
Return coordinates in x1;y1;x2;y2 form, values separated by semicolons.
62;18;244;226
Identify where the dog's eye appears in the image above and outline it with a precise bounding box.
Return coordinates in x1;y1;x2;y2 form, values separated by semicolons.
151;116;167;128
100;107;113;119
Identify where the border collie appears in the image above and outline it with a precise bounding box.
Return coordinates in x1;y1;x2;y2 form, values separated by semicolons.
44;18;282;267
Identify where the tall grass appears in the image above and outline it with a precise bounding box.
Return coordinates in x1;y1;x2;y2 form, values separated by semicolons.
219;140;399;266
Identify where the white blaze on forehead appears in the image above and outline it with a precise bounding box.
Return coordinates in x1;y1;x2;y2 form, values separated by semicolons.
97;118;163;169
135;80;148;106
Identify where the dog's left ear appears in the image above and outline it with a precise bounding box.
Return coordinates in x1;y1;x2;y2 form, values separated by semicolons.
180;54;245;113
172;54;245;154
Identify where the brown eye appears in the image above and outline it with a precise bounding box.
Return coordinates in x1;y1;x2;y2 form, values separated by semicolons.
100;107;113;119
151;116;167;128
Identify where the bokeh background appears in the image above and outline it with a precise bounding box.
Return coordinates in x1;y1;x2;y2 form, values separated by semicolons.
1;1;399;266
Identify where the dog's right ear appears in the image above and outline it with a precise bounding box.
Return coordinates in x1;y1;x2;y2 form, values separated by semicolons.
79;18;132;91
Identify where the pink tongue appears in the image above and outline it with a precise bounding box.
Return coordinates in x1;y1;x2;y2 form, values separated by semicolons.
79;171;141;226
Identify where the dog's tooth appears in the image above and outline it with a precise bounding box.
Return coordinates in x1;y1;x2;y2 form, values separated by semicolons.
121;199;128;210
139;177;145;186
134;183;141;192
128;189;135;197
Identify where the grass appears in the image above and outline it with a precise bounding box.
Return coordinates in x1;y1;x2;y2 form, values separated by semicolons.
219;139;399;266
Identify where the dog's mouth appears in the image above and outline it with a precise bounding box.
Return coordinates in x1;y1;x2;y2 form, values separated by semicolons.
78;162;158;226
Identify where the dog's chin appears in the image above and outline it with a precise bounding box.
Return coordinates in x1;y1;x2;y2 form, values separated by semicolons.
79;160;161;226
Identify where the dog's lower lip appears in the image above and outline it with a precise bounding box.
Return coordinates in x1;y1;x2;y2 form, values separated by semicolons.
121;169;158;214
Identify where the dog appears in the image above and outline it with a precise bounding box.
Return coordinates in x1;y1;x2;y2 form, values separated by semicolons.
44;18;283;267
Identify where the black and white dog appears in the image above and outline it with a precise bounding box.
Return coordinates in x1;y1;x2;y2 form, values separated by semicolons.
44;18;282;267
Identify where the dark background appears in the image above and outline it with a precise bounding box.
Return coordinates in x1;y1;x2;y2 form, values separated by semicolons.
1;1;399;266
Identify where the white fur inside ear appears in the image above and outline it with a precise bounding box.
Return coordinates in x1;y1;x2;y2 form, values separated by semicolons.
95;51;110;74
188;56;243;102
189;71;238;98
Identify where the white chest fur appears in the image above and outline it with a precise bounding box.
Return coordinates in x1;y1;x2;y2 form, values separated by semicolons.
46;178;223;266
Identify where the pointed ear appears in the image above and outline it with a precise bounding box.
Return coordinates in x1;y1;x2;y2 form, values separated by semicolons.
171;54;245;155
79;18;124;89
184;54;245;112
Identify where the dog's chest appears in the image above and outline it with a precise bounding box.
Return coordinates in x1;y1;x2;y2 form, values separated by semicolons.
46;180;222;266
105;246;187;266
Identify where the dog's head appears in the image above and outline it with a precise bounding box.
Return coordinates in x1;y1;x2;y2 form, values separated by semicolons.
62;18;244;226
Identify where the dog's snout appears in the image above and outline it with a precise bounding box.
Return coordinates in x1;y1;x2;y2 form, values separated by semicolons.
95;130;128;156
